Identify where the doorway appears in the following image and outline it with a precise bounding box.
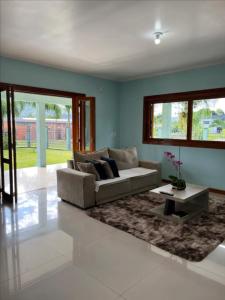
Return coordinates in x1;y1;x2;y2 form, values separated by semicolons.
14;92;73;168
0;83;96;199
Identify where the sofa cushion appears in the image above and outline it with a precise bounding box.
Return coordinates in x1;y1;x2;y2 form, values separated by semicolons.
77;162;101;181
74;148;109;169
95;178;130;205
119;167;157;178
119;167;158;192
87;160;108;180
98;160;114;179
95;177;129;192
101;157;119;177
108;147;138;170
87;159;114;180
95;167;157;194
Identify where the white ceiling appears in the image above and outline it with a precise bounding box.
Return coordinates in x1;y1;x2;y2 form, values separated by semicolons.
1;0;225;81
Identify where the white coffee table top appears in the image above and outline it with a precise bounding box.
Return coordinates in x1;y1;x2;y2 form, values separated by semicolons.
151;183;209;203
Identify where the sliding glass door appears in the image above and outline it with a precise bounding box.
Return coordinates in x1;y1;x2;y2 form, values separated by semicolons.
0;86;17;203
0;82;96;203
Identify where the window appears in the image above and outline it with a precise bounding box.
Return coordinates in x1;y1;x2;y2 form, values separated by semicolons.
192;99;225;142
152;102;188;139
143;88;225;149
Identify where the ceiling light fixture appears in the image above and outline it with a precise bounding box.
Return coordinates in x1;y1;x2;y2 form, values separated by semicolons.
154;32;163;45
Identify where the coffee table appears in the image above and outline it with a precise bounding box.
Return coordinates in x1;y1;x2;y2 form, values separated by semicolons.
150;183;209;222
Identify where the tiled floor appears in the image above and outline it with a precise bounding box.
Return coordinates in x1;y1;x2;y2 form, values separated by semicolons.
0;187;225;300
4;163;66;194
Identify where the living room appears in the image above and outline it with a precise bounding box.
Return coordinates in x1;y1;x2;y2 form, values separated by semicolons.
0;1;225;300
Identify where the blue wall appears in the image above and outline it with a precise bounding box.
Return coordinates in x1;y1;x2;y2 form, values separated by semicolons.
0;56;120;149
119;64;225;190
1;56;225;189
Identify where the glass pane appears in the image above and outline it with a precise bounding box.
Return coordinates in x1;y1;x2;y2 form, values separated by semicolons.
46;103;72;150
14;92;72;168
4;163;10;194
46;102;72;165
192;98;225;141
1;91;9;159
153;101;188;139
14;92;37;169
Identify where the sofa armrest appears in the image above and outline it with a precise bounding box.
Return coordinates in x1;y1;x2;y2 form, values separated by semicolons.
139;160;161;185
57;168;96;209
139;160;160;171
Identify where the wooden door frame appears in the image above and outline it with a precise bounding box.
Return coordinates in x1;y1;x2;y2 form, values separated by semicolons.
0;82;86;153
0;82;85;99
73;96;96;152
0;82;96;154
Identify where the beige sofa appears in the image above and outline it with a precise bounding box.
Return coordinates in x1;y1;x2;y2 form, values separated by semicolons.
57;147;161;209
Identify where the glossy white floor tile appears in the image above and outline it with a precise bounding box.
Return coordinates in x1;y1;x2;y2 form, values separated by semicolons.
0;255;73;299
74;230;166;294
0;234;64;283
4;163;67;194
123;259;225;300
1;265;118;300
0;186;225;300
187;242;225;286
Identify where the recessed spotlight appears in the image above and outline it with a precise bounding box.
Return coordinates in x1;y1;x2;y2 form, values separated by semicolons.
154;32;163;45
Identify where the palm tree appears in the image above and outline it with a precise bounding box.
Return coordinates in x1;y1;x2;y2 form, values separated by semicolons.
2;100;62;119
1;100;26;118
65;105;72;150
65;105;72;128
45;103;62;119
1;100;27;149
25;102;62;119
2;100;62;149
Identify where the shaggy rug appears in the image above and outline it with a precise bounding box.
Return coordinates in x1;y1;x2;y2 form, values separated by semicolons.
88;192;225;262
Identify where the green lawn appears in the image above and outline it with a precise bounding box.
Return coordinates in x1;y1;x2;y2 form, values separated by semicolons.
3;148;72;169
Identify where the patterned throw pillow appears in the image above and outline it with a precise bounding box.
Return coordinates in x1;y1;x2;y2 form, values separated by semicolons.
76;162;100;181
73;148;109;170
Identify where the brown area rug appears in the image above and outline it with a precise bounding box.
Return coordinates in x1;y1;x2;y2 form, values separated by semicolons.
87;192;225;262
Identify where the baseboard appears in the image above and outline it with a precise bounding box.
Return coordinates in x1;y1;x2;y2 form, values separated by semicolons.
162;179;225;195
208;188;225;195
162;179;171;184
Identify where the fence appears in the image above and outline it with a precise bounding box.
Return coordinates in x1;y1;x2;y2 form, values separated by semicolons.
15;120;72;150
47;127;71;150
16;123;37;148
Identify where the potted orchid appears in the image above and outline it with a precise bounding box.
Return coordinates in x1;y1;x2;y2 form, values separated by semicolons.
164;150;186;190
